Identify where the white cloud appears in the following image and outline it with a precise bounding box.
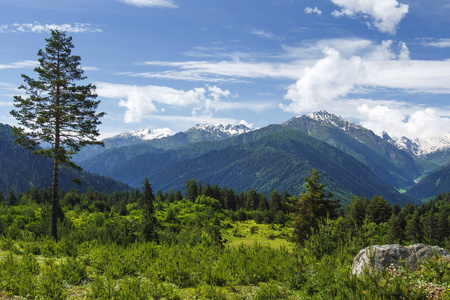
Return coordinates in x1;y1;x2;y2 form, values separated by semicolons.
423;38;450;48
118;0;178;8
304;7;322;15
358;105;450;138
280;40;450;115
97;83;206;123
143;114;242;129
96;82;266;123
0;22;102;33
83;66;100;71
139;59;302;82
398;42;410;60
0;60;38;69
0;101;13;107
330;0;409;34
250;29;276;39
239;120;253;128
280;48;365;113
282;38;373;59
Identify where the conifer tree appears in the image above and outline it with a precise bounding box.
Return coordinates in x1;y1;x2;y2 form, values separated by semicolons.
185;179;198;201
270;190;282;213
387;214;404;244
7;190;17;206
366;195;392;224
288;169;339;245
142;178;156;242
10;30;104;240
406;209;422;243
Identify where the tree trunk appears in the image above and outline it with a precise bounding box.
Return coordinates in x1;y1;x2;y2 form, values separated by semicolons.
51;156;59;241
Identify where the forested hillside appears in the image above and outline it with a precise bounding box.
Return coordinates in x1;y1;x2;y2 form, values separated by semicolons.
282;111;420;189
0;123;130;194
78;125;416;206
406;163;450;200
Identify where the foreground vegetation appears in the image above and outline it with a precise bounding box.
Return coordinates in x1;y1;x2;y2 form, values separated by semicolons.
0;180;449;299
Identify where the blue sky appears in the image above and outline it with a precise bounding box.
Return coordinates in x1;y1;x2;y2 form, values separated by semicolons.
0;0;449;139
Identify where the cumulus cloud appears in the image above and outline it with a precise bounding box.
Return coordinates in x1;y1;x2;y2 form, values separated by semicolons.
118;0;178;8
280;48;365;113
0;22;102;33
97;83;208;123
96;82;265;123
304;7;322;15
280;39;450;115
330;0;409;34
358;105;450;138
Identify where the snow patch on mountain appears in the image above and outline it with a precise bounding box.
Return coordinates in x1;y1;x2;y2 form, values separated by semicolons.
117;127;174;140
304;110;363;132
378;131;450;156
191;124;253;137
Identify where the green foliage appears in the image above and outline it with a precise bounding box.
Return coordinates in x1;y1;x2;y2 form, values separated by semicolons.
288;169;339;245
0;182;448;299
142;178;156;242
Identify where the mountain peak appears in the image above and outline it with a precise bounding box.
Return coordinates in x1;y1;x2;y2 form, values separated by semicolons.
302;111;363;132
189;123;253;136
382;135;450;156
115;127;174;141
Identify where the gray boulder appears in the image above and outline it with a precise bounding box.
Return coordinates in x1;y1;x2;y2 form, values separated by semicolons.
352;244;450;276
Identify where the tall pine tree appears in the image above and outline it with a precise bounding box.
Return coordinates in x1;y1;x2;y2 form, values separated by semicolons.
10;30;104;240
142;178;156;242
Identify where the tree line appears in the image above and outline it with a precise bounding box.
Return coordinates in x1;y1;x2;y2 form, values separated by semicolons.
1;173;449;248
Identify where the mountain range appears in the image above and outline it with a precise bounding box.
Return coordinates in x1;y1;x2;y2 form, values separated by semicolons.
2;111;448;204
70;111;447;205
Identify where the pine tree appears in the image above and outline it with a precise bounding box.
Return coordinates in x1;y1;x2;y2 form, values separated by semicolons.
387;214;404;244
167;189;175;203
366;195;392;224
405;209;422;243
270;190;282;213
10;30;104;240
246;188;259;210
7;190;17;206
185;179;198;201
203;183;214;198
347;196;367;227
142;178;156;242
175;190;183;202
288;169;339;245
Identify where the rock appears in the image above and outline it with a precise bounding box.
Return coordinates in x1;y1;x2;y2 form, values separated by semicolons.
351;244;450;276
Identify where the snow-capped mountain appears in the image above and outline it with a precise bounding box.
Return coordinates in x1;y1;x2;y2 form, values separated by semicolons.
379;132;450;157
185;123;253;140
305;110;364;132
73;123;253;163
283;110;421;190
303;111;449;157
116;128;174;141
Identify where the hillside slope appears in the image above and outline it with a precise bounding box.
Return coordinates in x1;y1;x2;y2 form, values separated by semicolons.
406;164;450;200
0;123;131;194
282;111;420;189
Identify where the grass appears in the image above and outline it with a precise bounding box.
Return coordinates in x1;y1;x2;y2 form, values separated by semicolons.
223;220;294;249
